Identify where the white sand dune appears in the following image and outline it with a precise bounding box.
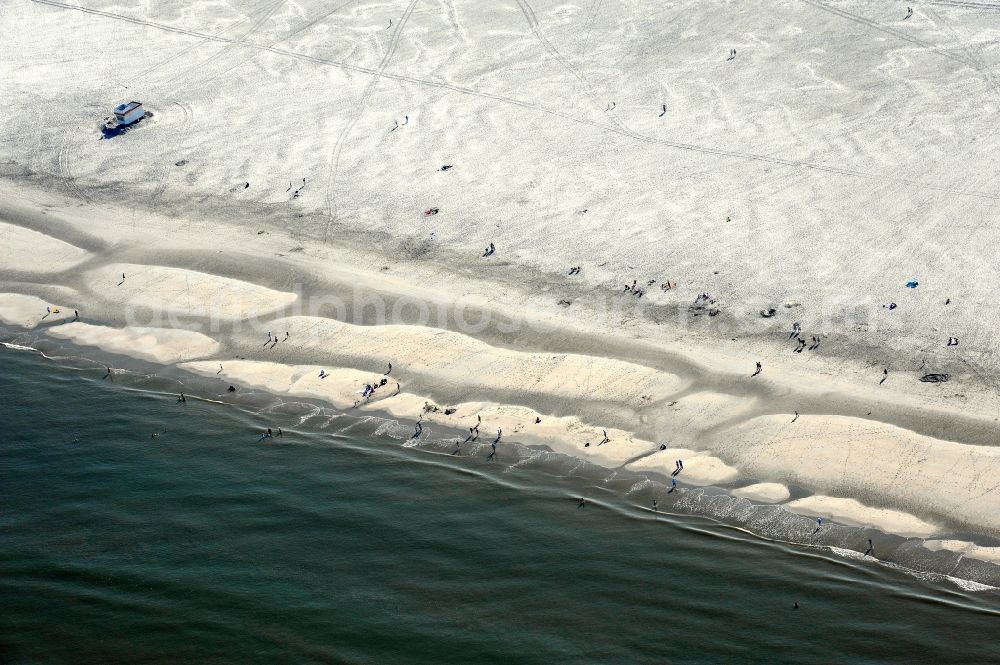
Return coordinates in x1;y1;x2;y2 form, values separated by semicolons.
181;360;375;410
268;315;686;405
784;495;938;539
924;540;1000;565
84;263;297;319
181;358;663;469
731;483;791;504
181;353;738;481
0;293;76;329
0;222;89;272
47;322;220;363
627;449;740;486
711;415;1000;534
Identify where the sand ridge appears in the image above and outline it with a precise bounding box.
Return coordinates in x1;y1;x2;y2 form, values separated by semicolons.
47;322;220;363
180;358;739;478
783;496;939;539
0;293;76;329
83;263;298;319
0;221;90;273
731;482;791;504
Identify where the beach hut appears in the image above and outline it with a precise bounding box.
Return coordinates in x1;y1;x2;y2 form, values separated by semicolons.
113;101;145;125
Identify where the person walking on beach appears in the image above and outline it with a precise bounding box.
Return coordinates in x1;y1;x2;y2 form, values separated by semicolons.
599;430;610;445
864;538;875;556
880;368;888;385
487;440;497;461
385;362;392;375
667;478;678;493
74;310;79;321
752;362;762;377
792;411;799;423
812;517;822;534
411;420;423;440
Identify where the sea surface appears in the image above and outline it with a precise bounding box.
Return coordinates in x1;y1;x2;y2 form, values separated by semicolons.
3;344;1000;664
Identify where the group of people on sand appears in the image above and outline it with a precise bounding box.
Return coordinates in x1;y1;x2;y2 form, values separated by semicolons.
623;279;644;298
264;331;289;348
353;363;399;407
445;414;503;460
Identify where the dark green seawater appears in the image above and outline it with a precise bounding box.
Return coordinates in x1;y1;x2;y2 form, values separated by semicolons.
3;345;1000;664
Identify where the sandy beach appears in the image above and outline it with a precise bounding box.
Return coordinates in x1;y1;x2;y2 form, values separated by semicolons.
3;0;1000;552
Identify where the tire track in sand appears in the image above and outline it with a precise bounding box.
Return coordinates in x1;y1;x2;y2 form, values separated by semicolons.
323;0;420;240
513;0;622;129
29;0;1000;202
798;0;979;69
148;100;194;202
57;142;92;204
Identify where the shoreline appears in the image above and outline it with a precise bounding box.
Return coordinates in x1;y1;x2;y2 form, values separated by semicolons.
7;326;1000;591
2;179;1000;558
5;326;1000;587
